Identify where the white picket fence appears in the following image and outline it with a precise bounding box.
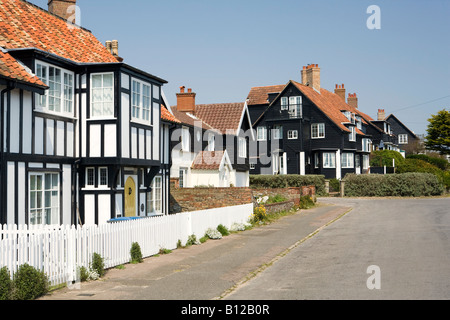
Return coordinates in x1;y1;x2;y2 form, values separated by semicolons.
0;203;252;287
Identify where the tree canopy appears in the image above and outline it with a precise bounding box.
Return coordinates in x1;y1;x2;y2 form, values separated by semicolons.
425;109;450;155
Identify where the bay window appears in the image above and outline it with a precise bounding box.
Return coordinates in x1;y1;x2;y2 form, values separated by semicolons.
132;79;151;122
91;73;114;118
323;152;336;168
36;62;74;116
341;153;354;168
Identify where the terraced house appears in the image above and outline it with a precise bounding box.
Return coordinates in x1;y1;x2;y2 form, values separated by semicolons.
0;0;170;226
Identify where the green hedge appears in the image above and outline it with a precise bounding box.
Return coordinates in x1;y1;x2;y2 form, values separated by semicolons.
406;154;449;171
249;175;326;195
397;159;450;191
344;173;444;197
370;150;405;167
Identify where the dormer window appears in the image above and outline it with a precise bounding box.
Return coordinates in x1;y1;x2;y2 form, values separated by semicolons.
36;62;74;117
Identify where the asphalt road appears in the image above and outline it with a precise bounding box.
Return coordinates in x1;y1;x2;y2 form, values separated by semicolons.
224;197;450;300
40;197;450;302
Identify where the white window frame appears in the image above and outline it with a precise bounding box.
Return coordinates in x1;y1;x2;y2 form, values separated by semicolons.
90;72;114;119
312;123;325;139
398;134;408;144
363;154;370;170
349;126;356;142
131;78;152;124
239;137;247;158
99;167;108;187
86;167;95;187
341;153;354;168
314;153;320;169
181;127;190;152
35;61;75;118
362;138;371;152
179;167;188;188
289;96;302;118
207;133;215;151
273;125;283;140
257;126;267;141
323;152;336;168
147;176;162;215
281;97;288;110
28;172;60;226
288;130;298;140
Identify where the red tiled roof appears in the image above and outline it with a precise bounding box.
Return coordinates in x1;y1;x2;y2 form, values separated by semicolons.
0;48;47;87
191;151;226;170
291;81;368;135
161;105;180;123
0;0;118;63
194;102;245;134
170;106;216;131
247;84;286;105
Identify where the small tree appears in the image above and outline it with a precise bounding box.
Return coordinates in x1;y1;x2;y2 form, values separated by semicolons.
425;109;450;155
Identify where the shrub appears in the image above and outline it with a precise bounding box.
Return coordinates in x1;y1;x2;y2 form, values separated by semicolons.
217;224;230;236
229;222;248;232
406;154;449;170
251;205;267;224
91;253;105;278
0;267;12;300
397;159;449;190
186;234;199;246
344;173;444;197
12;264;48;300
250;175;326;195
78;266;89;282
329;178;340;192
130;242;143;264
299;195;315;209
205;228;223;240
370;150;405;167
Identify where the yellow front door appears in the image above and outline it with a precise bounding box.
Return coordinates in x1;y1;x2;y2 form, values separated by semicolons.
124;176;136;218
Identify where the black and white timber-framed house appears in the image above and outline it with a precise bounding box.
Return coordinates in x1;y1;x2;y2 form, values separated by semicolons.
0;0;169;226
247;64;375;180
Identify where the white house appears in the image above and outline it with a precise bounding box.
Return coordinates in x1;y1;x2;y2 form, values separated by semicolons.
168;86;254;188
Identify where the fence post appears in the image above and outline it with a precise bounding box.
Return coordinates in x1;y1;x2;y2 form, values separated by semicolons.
340;180;345;197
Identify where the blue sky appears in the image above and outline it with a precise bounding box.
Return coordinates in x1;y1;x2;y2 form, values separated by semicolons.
33;0;450;135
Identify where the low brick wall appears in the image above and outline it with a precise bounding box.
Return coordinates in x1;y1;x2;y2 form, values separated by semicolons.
170;187;253;214
170;186;316;215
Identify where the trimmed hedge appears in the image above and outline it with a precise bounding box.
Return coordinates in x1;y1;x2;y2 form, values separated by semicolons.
370;150;405;167
397;159;450;191
344;173;444;197
249;175;326;195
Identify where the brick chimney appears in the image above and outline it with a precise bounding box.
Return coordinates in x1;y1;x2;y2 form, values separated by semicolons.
335;84;346;101
348;93;358;109
301;64;321;92
48;0;76;21
176;86;196;113
377;109;386;120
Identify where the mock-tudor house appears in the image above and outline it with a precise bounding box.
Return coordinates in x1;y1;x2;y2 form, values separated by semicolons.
0;0;169;226
169;86;253;188
247;64;374;180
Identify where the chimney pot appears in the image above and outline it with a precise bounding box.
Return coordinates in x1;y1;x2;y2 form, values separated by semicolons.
176;87;196;113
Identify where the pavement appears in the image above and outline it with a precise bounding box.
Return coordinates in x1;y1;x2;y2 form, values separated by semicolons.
39;199;352;301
